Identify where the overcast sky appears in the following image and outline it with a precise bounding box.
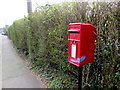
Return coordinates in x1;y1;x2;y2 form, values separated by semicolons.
0;0;73;28
0;0;117;28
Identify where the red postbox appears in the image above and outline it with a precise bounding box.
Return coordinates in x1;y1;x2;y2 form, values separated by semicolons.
68;23;96;67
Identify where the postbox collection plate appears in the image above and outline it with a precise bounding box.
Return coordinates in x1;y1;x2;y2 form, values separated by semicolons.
71;44;76;58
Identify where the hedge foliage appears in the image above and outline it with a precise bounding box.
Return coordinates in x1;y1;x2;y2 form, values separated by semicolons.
7;2;120;89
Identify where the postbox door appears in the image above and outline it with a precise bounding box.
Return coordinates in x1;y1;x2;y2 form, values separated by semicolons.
68;39;81;66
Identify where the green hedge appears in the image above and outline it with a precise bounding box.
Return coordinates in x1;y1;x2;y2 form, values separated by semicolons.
7;2;120;89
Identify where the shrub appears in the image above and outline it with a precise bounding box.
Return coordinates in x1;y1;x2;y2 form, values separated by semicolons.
7;2;120;89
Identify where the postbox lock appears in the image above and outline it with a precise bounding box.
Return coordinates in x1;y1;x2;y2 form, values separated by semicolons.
72;40;76;43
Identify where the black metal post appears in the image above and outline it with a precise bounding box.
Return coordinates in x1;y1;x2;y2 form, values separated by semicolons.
78;65;83;90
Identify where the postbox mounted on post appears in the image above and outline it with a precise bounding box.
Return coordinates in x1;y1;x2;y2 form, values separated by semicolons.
68;23;96;67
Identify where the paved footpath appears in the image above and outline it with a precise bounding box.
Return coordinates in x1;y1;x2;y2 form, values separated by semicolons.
1;35;43;88
0;34;2;89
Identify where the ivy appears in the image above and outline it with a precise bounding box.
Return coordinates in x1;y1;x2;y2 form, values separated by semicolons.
7;2;120;89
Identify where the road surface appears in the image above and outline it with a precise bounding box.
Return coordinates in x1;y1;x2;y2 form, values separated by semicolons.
1;34;45;88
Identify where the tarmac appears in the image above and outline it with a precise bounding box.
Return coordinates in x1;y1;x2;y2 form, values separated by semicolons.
1;34;45;88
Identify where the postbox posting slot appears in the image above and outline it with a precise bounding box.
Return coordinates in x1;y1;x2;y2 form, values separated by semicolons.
69;31;79;33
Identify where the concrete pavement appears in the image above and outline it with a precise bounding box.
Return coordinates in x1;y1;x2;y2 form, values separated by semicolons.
2;35;44;88
0;34;2;89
